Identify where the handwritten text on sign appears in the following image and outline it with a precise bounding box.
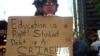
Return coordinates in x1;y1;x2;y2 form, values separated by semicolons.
6;16;73;56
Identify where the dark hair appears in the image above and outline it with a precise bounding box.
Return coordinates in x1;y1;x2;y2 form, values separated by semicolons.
0;20;7;30
32;0;58;16
93;35;98;41
32;0;58;7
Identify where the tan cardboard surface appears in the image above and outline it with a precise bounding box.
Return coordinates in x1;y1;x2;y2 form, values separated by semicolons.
6;16;73;56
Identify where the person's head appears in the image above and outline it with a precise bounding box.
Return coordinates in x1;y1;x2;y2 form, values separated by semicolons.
33;0;58;16
0;20;7;34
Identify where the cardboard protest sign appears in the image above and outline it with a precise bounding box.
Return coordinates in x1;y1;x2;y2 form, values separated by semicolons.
6;16;73;56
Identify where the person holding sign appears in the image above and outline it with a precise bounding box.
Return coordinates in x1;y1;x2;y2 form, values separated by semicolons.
0;20;7;45
0;20;7;56
32;0;88;56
